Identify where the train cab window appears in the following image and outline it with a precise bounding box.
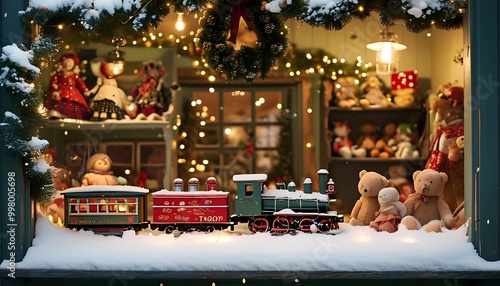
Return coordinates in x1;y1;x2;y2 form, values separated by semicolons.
245;184;253;196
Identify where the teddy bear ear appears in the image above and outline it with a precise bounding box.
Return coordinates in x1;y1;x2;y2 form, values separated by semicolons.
359;170;367;179
381;176;389;185
413;170;421;181
440;172;449;183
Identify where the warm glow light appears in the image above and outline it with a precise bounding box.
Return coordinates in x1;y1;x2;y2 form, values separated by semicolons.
401;237;417;243
175;13;185;31
181;132;187;137
277;103;282;109
225;128;232;135
124;169;131;175
208;75;216;82
180;144;185;150
203;160;209;164
307;108;312;113
199;131;205;137
366;27;407;74
306;142;312;148
209;87;215;93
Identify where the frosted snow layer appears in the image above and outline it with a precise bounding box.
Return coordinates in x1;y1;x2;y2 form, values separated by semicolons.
3;215;500;272
61;185;149;194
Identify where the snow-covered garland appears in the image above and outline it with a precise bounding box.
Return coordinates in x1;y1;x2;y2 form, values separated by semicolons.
0;38;59;205
196;0;288;82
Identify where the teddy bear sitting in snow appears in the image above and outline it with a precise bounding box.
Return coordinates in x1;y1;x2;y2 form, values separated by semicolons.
401;169;454;232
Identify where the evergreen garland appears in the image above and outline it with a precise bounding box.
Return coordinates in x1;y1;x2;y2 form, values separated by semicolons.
196;0;288;82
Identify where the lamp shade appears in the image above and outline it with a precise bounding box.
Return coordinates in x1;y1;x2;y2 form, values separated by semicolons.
366;27;407;74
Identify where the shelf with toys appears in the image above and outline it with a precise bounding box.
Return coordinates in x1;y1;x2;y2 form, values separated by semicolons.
324;72;430;215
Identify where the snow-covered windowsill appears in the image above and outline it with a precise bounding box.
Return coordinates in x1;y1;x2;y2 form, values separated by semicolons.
1;216;500;281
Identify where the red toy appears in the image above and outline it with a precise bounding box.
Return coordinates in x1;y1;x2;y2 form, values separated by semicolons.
45;52;91;120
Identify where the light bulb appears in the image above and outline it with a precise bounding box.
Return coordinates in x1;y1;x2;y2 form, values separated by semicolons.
175;13;185;31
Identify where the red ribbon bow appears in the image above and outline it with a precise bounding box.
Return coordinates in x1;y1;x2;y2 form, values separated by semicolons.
228;0;254;44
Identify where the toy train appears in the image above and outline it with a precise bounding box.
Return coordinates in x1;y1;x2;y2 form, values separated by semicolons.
61;169;343;235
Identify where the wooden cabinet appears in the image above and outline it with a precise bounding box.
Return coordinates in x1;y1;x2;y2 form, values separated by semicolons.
326;107;428;213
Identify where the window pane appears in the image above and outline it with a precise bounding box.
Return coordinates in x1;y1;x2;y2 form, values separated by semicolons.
140;144;165;164
192;91;219;122
255;91;283;122
223;90;251;122
196;126;219;146
106;144;133;164
223;126;251;147
255;125;281;148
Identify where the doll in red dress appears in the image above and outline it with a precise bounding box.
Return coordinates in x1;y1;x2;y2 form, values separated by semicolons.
45;52;91;120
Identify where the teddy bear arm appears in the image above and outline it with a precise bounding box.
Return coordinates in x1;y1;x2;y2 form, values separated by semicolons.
403;198;416;216
437;200;454;227
350;200;362;218
395;201;407;217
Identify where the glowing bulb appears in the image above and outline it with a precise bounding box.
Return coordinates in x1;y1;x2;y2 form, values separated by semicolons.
175;13;185;31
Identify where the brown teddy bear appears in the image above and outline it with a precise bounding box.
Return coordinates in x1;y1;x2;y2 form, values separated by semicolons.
401;169;454;232
350;170;389;226
359;75;392;108
370;122;397;158
391;88;416;108
356;123;377;156
333;77;359;108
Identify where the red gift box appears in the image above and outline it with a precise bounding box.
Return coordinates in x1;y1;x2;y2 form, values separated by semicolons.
391;70;418;90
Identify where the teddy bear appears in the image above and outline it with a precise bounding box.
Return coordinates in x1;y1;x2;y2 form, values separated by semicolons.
425;86;464;213
369;187;407;233
333;76;359;108
81;153;127;186
356;123;377;156
350;170;389;226
359;75;392;108
401;169;454;232
370;122;397;158
391;88;416;108
331;121;366;158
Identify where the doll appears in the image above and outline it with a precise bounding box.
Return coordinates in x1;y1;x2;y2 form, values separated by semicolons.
44;52;91;120
81;153;127;186
370;187;407;233
128;61;173;120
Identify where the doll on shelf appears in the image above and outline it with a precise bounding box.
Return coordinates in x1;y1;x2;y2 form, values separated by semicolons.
81;153;127;186
128;61;174;120
44;52;91;120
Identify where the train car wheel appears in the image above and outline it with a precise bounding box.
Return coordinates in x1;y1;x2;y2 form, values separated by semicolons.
298;218;314;232
317;218;333;233
249;218;269;233
205;226;216;233
165;226;174;234
272;217;290;234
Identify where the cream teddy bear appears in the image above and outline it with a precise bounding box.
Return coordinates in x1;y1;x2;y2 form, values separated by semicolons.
350;170;389;226
401;169;454;232
370;187;407;233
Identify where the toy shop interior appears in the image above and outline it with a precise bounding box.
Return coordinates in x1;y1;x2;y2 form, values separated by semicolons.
35;7;465;225
3;0;500;285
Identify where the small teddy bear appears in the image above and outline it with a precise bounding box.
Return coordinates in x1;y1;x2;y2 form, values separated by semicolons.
370;187;407;233
359;75;392;108
356;123;377;156
350;170;389;226
401;169;454;232
333;76;359;108
81;153;127;186
371;122;397;158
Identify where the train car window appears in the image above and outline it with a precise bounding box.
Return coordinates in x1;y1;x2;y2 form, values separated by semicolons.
245;184;253;196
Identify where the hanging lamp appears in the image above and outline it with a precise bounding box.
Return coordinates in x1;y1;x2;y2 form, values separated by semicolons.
366;27;407;74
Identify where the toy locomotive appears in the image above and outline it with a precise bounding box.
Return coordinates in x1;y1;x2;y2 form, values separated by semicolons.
61;169;343;235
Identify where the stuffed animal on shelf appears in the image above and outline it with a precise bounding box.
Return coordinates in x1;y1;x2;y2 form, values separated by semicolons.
359;75;392;108
87;51;131;121
331;121;366;158
356;123;377;156
426;86;464;213
350;170;389;226
391;122;419;159
81;153;127;186
44;52;91;120
369;187;407;233
391;88;416;108
401;169;454;232
333;77;359;108
370;122;397;158
128;61;173;120
386;165;414;202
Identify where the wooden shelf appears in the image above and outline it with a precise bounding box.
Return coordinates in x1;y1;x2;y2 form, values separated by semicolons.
44;118;172;131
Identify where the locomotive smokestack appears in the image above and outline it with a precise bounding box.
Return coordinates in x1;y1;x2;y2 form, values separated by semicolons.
303;178;312;194
317;169;329;194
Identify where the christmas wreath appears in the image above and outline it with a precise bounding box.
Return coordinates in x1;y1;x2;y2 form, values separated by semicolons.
196;0;288;82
